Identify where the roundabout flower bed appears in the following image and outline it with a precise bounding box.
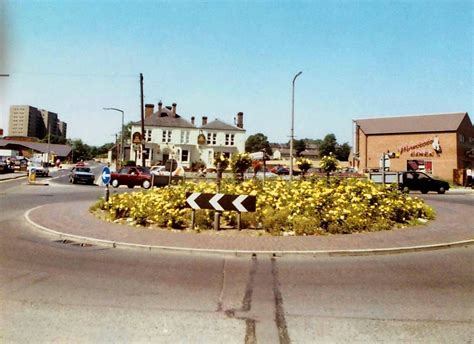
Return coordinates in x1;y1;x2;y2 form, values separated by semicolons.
92;177;435;236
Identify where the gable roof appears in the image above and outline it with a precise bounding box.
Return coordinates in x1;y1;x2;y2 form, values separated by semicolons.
200;119;245;131
355;112;469;135
134;107;196;129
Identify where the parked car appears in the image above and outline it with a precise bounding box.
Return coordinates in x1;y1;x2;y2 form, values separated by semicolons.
27;162;49;177
0;160;9;174
369;171;450;194
401;171;450;194
69;166;95;185
150;165;168;175
110;166;152;189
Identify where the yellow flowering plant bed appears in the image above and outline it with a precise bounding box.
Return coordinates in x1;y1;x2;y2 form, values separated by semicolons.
94;177;435;235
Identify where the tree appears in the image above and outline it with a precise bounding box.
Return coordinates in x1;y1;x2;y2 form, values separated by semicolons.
335;142;351;161
319;134;338;157
231;152;252;181
294;139;306;157
245;133;273;155
68;138;93;162
320;153;339;179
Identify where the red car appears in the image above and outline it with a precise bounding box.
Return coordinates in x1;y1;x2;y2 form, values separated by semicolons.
110;166;152;189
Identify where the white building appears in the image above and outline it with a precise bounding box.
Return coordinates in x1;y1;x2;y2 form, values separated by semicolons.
130;102;246;169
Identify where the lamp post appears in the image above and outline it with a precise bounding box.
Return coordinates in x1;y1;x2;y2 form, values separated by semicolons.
103;107;125;167
289;71;302;181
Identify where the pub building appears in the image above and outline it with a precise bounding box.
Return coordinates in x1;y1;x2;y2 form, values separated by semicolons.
353;112;474;184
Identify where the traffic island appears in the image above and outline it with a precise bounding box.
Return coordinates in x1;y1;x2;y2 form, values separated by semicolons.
90;178;435;236
26;171;49;186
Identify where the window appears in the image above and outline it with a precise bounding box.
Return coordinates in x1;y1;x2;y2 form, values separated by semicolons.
182;149;189;162
146;130;152;142
207;132;216;145
459;134;465;143
180;131;190;144
225;134;235;146
162;130;172;143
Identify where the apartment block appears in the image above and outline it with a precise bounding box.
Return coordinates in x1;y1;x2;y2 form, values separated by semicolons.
8;105;67;140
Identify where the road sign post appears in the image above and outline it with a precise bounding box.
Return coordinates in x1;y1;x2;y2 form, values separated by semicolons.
185;192;256;230
101;166;111;202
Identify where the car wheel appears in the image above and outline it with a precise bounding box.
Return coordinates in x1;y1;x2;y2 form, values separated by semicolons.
438;187;446;194
420;188;429;194
142;180;151;189
111;179;119;188
128;185;134;189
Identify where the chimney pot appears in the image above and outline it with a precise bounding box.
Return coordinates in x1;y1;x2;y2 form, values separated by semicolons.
191;116;195;125
158;102;162;113
202;116;208;126
172;103;177;117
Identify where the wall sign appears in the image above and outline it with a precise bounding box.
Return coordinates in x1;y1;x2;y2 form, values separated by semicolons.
197;133;206;145
132;132;142;144
399;136;441;155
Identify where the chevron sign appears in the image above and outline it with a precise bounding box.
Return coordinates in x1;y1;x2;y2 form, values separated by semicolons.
185;192;256;212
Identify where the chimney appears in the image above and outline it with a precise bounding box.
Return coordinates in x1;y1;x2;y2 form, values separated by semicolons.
145;104;154;118
172;103;177;117
191;116;195;125
202;116;208;126
158;101;163;114
236;112;244;128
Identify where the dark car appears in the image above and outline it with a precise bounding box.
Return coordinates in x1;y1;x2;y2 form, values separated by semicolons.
69;166;96;185
110;166;152;189
401;171;450;194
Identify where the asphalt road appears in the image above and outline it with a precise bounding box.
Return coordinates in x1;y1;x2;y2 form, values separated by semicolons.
0;169;473;343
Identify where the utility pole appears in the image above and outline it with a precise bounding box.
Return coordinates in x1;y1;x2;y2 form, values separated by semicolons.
140;73;145;167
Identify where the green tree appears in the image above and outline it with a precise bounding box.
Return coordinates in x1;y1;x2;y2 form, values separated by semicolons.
319;134;338;157
294;139;306;157
335;142;351;161
245;133;273;155
231;152;252;181
68;138;93;162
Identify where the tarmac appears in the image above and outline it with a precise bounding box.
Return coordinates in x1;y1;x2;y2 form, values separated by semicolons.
2;170;473;257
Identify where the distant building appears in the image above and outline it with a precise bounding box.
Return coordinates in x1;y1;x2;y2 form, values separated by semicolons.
354;112;474;183
130;102;246;168
8;105;67;140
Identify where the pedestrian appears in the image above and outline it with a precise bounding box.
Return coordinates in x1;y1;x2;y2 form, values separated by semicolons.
466;167;472;188
56;158;61;168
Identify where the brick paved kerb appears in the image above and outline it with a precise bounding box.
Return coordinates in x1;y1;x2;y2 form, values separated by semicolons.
25;196;474;255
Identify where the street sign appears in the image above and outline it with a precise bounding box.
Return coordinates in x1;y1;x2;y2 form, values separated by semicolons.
185;192;256;212
101;166;111;185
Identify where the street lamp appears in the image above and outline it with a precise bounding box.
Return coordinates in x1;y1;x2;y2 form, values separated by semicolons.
290;71;302;180
103;107;125;166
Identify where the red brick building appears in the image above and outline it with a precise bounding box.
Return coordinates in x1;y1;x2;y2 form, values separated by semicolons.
353;112;474;183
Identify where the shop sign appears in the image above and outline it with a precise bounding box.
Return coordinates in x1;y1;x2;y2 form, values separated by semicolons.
132;132;142;144
410;150;434;157
399;136;441;155
197;133;206;145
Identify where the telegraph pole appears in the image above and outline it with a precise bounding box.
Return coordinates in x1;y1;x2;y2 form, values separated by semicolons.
140;73;145;167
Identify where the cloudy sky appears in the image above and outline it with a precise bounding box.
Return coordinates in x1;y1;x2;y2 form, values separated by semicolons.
1;1;472;146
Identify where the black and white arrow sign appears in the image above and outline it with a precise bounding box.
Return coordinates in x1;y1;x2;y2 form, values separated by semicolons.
185;192;256;212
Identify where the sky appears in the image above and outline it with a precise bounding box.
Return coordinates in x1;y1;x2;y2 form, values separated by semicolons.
0;0;472;147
